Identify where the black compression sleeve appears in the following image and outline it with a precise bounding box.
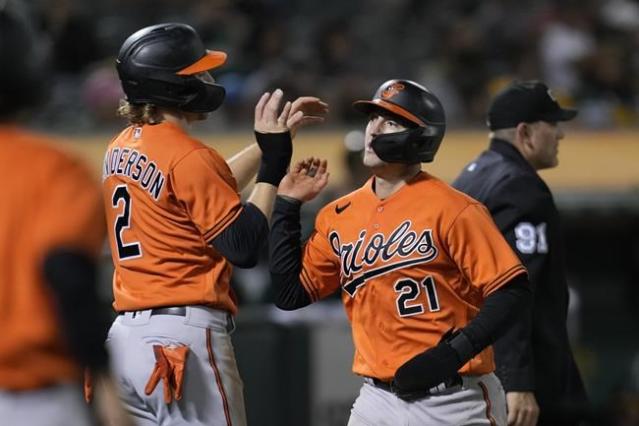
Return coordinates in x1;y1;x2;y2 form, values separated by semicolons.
457;274;532;361
210;203;268;268
43;249;110;371
269;196;312;310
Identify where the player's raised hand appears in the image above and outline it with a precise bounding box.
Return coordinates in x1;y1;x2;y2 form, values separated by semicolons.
252;89;297;186
254;89;292;134
287;97;329;139
278;157;329;202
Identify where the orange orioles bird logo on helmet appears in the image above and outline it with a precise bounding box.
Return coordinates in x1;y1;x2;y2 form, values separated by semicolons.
381;83;405;99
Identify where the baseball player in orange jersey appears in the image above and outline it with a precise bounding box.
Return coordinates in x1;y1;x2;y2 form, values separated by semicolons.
104;23;327;425
0;7;131;426
269;80;534;425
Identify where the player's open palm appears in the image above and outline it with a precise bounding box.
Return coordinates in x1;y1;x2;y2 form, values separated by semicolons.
254;89;292;134
287;96;328;138
279;157;329;202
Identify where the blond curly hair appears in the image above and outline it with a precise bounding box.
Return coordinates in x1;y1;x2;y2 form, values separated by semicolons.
117;99;163;125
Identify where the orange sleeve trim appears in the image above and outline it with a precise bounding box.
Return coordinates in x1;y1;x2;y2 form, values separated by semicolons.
300;268;317;301
300;268;319;302
484;265;527;297
203;205;243;242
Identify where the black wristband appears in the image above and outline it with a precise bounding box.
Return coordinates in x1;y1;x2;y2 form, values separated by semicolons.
255;131;292;186
448;330;475;364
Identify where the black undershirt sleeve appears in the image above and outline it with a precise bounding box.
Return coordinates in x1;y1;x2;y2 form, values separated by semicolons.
43;249;111;371
209;202;269;268
269;196;312;310
456;274;532;362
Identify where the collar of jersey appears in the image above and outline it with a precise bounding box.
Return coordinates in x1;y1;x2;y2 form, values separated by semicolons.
489;138;537;174
365;171;429;203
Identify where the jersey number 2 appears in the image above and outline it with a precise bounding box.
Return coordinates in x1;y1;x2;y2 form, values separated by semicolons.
112;185;142;260
394;276;440;317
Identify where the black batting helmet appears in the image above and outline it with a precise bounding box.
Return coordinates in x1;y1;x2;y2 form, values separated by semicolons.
0;9;46;118
116;23;227;113
353;79;446;163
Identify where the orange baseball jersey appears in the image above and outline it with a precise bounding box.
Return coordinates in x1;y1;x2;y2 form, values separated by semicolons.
300;172;527;380
0;125;105;390
102;121;242;314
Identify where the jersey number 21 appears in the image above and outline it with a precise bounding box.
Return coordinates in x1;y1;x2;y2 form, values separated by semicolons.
394;276;440;317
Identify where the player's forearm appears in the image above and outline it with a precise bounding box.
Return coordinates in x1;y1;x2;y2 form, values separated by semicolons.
270;196;312;310
460;274;532;360
246;182;277;220
242;131;293;219
226;143;261;191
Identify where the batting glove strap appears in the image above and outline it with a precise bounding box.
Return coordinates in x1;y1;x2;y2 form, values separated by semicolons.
255;131;292;186
448;329;475;363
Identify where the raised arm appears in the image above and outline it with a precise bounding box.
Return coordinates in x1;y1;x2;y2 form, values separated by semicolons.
269;158;331;309
208;89;291;267
226;144;262;192
226;95;328;192
209;96;327;268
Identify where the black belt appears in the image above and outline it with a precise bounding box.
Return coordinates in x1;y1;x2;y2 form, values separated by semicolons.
369;375;462;396
118;307;187;317
150;307;187;316
117;306;235;333
370;378;394;393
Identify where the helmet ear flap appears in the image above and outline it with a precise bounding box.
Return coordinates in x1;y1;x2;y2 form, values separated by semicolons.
165;73;226;114
370;125;445;164
180;78;226;113
370;129;416;164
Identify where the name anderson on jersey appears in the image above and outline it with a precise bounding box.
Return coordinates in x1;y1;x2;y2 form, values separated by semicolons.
103;147;165;200
329;220;438;296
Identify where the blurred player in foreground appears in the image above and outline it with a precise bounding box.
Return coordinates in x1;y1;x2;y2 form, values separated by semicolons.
0;7;130;426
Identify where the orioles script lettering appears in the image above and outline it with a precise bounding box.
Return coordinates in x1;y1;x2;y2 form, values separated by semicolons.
329;220;438;296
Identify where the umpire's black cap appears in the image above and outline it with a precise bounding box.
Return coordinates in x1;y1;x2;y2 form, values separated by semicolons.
487;81;577;130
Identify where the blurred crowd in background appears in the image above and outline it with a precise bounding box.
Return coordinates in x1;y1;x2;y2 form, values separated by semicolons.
12;0;639;132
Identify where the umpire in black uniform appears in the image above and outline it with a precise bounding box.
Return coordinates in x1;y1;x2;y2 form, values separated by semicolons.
453;81;589;426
